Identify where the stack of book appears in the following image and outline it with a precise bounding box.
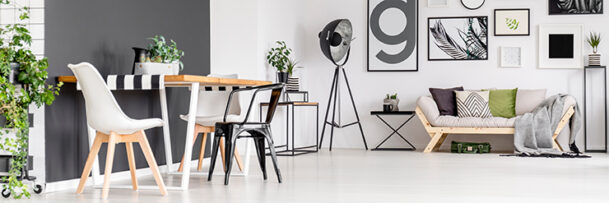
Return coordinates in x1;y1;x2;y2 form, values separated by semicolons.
286;77;299;91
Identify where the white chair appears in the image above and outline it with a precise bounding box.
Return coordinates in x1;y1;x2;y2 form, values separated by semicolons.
69;62;167;199
177;74;246;172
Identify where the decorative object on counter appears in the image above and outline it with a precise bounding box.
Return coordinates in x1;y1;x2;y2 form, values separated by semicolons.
428;0;448;7
368;0;418;72
494;9;530;36
500;47;522;68
370;111;416;151
266;41;293;83
586;32;602;66
383;104;393;112
549;0;603;15
539;24;583;69
135;35;184;75
383;93;399;112
286;77;300;91
131;47;149;74
0;0;62;198
583;65;607;152
318;19;368;151
428;16;488;61
461;0;485;10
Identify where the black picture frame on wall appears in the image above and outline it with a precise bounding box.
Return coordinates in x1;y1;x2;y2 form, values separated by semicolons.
549;0;603;15
427;16;488;61
367;0;418;72
494;9;530;36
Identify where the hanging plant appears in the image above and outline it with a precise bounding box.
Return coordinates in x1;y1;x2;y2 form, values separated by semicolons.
0;1;62;199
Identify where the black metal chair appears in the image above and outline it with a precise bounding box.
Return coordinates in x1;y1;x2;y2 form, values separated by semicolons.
208;83;285;185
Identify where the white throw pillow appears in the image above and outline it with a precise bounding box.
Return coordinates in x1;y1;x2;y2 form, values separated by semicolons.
455;90;493;118
515;89;547;115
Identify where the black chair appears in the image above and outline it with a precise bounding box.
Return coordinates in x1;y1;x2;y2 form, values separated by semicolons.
208;83;285;185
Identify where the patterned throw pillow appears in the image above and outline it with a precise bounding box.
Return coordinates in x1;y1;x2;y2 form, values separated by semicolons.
455;91;493;118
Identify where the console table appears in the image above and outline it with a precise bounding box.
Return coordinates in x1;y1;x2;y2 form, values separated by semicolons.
370;111;416;151
58;75;270;190
260;102;319;156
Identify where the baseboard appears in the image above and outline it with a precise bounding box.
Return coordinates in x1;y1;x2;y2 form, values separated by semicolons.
44;158;205;193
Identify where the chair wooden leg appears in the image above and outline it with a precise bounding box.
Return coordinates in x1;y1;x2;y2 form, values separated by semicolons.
137;130;167;196
125;142;138;190
553;140;564;151
178;130;200;172
76;134;103;194
218;137;244;172
197;133;208;171
220;137;226;170
234;146;244;172
424;132;444;153
101;132;118;199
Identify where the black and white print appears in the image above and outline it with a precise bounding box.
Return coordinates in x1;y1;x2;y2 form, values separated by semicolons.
428;16;488;61
367;0;418;72
549;0;603;15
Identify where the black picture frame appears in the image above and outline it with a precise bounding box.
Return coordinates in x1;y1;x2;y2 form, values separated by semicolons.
367;0;419;72
549;0;604;15
427;16;489;61
461;0;485;10
494;9;530;36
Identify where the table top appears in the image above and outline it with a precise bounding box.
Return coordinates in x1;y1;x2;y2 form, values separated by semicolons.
57;75;272;86
370;111;415;115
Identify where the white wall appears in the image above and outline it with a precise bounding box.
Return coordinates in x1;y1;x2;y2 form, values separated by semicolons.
215;0;609;152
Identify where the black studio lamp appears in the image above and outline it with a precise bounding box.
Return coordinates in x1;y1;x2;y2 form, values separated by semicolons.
317;19;368;151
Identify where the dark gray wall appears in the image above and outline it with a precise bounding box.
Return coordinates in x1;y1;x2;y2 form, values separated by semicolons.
45;0;210;182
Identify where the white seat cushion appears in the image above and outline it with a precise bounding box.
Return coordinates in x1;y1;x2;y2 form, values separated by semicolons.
102;118;164;135
433;116;518;128
179;114;243;127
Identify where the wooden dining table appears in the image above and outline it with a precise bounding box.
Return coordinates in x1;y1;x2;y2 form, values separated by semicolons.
58;75;271;190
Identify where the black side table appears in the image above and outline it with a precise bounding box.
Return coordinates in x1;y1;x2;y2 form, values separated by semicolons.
583;65;608;152
260;102;319;156
370;111;416;151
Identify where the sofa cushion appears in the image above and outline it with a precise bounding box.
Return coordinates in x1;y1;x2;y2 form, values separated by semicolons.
488;88;517;118
429;86;463;116
515;89;547;115
434;116;517;128
455;90;493;118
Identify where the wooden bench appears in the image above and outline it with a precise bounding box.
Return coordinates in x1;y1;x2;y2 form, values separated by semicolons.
415;106;576;153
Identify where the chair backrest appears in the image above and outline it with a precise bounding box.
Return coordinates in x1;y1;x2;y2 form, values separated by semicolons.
68;62;133;133
263;85;285;124
196;74;241;117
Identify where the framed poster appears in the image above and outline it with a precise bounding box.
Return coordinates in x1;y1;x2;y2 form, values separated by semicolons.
494;9;530;36
428;16;488;61
549;0;603;15
367;0;418;72
538;24;583;69
500;46;522;68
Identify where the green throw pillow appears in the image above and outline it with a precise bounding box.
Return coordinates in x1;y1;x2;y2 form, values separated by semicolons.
488;88;517;118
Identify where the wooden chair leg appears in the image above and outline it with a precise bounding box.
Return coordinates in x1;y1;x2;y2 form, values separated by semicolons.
178;130;200;172
137;130;167;196
125;142;138;190
219;137;244;172
424;132;444;153
220;137;226;170
76;134;103;194
197;133;209;171
553;140;564;151
101;133;118;199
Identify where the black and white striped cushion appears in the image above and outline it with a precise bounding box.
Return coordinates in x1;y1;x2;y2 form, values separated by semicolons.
77;75;163;90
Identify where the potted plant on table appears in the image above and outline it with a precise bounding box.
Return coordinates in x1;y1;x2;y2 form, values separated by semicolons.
0;1;62;199
134;35;184;75
587;32;602;66
384;93;399;112
266;41;292;83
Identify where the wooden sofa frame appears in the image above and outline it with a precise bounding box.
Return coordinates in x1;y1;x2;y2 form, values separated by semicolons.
415;106;576;153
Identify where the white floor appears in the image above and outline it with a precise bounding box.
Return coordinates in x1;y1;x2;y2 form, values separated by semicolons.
8;150;609;202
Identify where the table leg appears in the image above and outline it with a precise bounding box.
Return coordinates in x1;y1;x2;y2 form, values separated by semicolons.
87;125;101;185
180;82;200;190
159;88;173;173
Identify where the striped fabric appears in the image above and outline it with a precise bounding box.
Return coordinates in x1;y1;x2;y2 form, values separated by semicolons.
76;74;253;91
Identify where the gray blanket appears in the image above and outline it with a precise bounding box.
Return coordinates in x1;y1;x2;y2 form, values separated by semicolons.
514;94;582;155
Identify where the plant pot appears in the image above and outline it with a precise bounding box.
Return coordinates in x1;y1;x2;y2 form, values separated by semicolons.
383;98;400;111
134;62;179;75
589;53;601;66
277;72;289;83
8;63;22;84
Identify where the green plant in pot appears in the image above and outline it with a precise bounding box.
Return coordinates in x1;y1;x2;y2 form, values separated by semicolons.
587;32;602;66
0;1;62;199
266;41;292;83
384;93;399;111
135;35;184;75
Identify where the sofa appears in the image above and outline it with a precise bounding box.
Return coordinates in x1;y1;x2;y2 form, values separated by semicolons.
416;93;577;153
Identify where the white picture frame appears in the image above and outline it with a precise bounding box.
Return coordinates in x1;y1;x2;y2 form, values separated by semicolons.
428;0;448;8
539;24;584;69
500;47;522;68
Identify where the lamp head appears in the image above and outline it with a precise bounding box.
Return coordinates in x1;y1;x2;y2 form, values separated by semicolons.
318;19;353;64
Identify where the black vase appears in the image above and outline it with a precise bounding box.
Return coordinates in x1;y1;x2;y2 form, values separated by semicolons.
132;47;149;74
277;72;289;83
